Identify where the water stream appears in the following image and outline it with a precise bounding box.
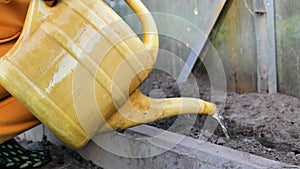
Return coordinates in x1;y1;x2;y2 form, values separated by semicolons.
198;110;230;141
213;113;230;139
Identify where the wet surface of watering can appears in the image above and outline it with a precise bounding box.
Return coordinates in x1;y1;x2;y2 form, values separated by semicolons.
0;0;216;149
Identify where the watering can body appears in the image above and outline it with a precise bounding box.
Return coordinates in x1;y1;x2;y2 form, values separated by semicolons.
0;0;216;149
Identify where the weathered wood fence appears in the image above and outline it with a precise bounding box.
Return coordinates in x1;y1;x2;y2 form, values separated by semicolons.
107;0;300;98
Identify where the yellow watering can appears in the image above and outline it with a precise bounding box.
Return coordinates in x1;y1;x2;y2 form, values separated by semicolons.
0;0;216;149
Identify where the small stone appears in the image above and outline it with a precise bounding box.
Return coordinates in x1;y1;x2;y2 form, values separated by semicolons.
149;89;166;98
287;152;295;157
265;148;272;152
242;138;252;143
216;137;226;145
279;108;286;113
292;154;300;161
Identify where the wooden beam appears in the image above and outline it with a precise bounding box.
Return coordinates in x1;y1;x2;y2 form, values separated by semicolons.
177;0;227;83
253;0;277;93
264;0;277;94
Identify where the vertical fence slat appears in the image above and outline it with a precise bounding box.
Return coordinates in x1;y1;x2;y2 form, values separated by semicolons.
201;0;257;93
265;0;277;94
275;0;300;98
253;0;268;93
253;0;277;93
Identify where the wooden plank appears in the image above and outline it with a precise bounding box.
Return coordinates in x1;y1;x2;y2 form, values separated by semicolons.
176;35;207;83
253;0;267;93
196;0;257;93
253;0;266;14
253;12;268;93
275;0;300;98
264;0;277;94
176;0;227;83
253;0;277;93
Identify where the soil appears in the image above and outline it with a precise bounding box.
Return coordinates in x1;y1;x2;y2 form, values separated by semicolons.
16;139;102;169
142;71;300;166
19;71;300;168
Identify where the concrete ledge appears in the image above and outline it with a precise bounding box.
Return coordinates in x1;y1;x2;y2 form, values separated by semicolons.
19;124;299;169
78;125;299;169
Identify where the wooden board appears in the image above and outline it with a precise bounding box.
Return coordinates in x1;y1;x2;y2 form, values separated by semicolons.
176;0;227;83
199;0;258;93
275;0;300;98
253;0;277;94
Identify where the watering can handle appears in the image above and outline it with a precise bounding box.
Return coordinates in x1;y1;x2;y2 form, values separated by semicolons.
125;0;159;53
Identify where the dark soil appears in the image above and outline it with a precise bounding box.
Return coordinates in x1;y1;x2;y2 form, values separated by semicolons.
17;139;102;169
141;71;300;166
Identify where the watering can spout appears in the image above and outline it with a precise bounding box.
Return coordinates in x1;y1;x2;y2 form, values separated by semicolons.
98;89;216;133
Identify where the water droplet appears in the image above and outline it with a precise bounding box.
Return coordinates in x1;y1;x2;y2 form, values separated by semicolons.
193;8;199;15
213;113;230;139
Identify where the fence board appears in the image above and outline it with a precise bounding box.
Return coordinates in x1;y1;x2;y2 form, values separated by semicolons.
275;0;300;98
252;0;277;94
265;0;277;94
200;0;257;92
177;0;226;83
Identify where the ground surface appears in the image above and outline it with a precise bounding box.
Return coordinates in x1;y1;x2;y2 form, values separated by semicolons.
17;139;102;169
19;71;300;168
142;72;300;166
